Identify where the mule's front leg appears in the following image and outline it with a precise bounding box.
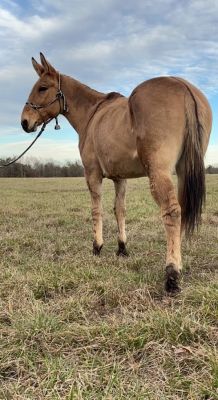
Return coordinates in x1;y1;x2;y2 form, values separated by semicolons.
86;174;103;256
113;179;128;256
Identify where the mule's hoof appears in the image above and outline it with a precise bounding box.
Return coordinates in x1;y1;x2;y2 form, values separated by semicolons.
116;241;129;257
93;241;103;256
165;264;181;294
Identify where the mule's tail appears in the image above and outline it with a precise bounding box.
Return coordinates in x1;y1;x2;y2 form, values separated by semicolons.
178;88;206;236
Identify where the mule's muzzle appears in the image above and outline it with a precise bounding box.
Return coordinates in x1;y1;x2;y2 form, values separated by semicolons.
21;119;37;133
21;119;29;132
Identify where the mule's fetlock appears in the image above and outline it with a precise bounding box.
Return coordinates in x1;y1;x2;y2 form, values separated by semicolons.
116;241;129;257
93;240;103;256
165;264;181;294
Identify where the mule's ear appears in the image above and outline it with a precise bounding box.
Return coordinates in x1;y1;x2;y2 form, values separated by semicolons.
40;52;56;74
32;57;44;77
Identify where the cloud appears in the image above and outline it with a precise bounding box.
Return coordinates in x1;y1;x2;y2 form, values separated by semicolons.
0;0;217;163
1;1;218;88
0;7;58;40
0;137;80;163
205;144;218;166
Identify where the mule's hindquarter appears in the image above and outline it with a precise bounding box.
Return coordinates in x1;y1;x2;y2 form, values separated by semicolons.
129;77;188;173
129;76;211;172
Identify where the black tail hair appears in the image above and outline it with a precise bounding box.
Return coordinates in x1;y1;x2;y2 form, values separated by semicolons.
180;90;206;235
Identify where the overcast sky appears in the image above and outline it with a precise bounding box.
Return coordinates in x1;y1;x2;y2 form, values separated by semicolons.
0;0;218;165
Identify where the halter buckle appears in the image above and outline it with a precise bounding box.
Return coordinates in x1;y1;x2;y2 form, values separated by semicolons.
54;117;61;130
56;90;63;98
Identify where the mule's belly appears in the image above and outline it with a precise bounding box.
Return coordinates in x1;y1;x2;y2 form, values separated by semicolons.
94;127;145;179
96;144;145;179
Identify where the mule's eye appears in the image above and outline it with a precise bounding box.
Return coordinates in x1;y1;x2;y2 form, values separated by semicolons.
39;86;48;92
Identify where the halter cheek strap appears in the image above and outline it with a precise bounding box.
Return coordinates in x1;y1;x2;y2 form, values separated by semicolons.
25;72;68;129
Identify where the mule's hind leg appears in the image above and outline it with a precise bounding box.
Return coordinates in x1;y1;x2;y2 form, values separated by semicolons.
149;169;182;293
86;172;103;256
113;179;128;256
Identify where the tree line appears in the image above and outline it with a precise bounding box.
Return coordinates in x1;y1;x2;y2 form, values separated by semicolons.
0;158;84;177
0;158;217;177
205;165;218;174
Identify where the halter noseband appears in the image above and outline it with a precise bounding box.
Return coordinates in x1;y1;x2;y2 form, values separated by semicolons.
25;72;68;130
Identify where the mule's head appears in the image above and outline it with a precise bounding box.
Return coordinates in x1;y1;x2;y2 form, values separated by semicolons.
21;53;61;133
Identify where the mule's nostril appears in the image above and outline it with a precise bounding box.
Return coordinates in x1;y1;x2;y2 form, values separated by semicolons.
21;119;28;131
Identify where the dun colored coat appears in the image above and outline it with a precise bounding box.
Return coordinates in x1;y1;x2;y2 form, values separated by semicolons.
21;53;212;293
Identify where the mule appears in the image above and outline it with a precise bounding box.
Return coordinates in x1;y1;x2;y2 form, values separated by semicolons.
21;53;212;293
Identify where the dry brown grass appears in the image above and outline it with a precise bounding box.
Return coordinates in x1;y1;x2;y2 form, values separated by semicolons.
0;176;217;399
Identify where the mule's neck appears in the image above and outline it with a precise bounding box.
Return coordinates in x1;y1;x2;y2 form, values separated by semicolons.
60;74;106;135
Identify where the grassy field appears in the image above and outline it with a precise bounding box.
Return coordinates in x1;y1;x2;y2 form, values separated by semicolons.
0;175;217;400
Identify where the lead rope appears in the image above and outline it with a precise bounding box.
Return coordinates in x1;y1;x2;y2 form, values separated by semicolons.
0;122;47;168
